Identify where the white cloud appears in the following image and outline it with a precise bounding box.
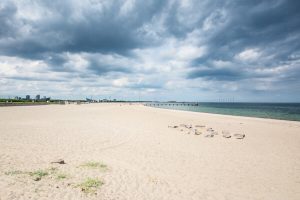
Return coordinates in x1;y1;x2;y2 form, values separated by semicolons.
0;55;48;77
62;53;89;72
119;0;136;16
176;45;206;61
113;77;129;87
235;48;261;61
211;60;232;68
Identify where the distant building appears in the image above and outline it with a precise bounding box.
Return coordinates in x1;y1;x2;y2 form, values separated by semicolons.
36;94;40;100
42;96;51;101
26;95;30;100
100;99;109;102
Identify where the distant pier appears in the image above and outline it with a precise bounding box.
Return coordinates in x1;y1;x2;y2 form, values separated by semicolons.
144;102;199;107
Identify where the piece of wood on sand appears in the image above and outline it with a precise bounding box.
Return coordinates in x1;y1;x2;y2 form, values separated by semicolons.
51;159;66;164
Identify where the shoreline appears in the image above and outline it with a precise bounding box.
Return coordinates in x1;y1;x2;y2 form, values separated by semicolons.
144;104;300;122
2;102;300;123
144;105;300;125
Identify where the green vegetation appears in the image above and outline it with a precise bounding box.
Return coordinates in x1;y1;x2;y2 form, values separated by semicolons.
4;167;70;182
29;170;49;180
0;98;30;103
56;173;69;180
0;98;49;103
4;163;108;193
4;170;25;175
77;178;104;193
81;161;108;171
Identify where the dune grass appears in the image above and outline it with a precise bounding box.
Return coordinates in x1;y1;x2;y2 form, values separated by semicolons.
4;170;25;176
80;161;108;170
56;173;69;180
4;167;59;181
29;170;49;180
77;178;104;193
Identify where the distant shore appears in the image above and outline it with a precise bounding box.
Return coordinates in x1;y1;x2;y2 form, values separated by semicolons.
0;102;50;107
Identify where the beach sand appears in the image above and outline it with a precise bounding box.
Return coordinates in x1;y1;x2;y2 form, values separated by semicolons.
0;104;300;200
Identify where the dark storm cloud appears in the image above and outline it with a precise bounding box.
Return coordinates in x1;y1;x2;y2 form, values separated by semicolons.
0;2;18;38
3;76;66;82
0;0;167;58
87;55;132;75
188;68;245;81
208;0;300;58
0;0;171;78
183;0;300;85
1;0;299;64
45;54;68;68
187;65;278;81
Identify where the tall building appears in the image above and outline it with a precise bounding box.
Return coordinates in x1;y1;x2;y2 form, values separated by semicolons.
26;95;30;100
36;94;40;100
42;96;51;101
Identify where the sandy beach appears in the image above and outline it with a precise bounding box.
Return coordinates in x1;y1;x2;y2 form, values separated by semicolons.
0;104;300;200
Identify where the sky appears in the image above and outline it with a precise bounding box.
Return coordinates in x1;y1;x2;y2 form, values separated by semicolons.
0;0;300;102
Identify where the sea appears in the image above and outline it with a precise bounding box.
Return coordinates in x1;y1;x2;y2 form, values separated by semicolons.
145;102;300;122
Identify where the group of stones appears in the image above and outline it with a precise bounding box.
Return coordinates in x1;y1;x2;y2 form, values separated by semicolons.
168;124;245;139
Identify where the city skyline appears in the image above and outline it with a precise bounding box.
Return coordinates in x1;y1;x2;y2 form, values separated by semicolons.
0;0;300;102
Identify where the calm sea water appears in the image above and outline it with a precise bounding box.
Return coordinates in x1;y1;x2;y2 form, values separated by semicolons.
146;103;300;121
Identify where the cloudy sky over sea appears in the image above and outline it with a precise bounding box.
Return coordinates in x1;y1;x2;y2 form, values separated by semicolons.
0;0;299;101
